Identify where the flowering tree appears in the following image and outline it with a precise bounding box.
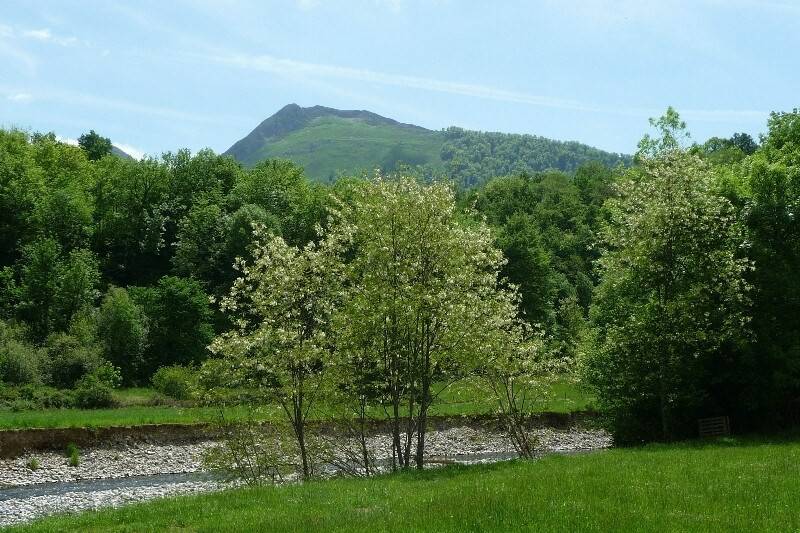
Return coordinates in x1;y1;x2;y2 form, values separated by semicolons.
209;225;346;478
332;175;525;469
212;175;547;473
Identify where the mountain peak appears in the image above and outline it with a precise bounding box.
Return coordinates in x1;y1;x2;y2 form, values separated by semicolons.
224;104;629;184
223;104;430;168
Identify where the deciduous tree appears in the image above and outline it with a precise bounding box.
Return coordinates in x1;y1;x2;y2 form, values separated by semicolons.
585;144;751;441
210;226;346;478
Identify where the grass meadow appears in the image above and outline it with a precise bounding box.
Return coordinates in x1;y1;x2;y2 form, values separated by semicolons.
0;379;593;430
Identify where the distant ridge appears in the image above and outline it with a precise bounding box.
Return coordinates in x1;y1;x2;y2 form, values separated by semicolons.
225;104;630;185
111;145;134;160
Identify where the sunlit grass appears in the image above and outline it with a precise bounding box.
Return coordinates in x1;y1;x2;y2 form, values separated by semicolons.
0;404;285;430
0;379;593;430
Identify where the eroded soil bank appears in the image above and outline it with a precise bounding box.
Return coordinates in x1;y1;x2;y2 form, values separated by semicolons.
0;411;596;458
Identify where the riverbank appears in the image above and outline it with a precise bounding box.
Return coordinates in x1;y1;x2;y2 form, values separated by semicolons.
0;410;598;458
0;425;610;527
10;435;798;532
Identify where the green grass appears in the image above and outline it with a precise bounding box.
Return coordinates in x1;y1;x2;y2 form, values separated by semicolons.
254;116;445;180
430;379;595;416
0;405;276;430
15;436;800;532
0;380;593;430
110;387;165;407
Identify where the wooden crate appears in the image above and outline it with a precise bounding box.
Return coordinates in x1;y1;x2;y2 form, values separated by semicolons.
698;416;730;437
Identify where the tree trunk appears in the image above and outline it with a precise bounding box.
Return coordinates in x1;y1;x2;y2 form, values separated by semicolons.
415;366;432;469
293;398;310;479
658;363;671;441
358;399;371;476
415;408;427;469
298;429;309;478
391;393;403;469
403;391;416;468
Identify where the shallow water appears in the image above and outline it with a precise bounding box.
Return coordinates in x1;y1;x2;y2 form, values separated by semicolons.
0;472;217;502
0;450;523;502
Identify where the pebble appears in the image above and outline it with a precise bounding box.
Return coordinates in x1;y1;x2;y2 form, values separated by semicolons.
0;425;611;527
0;481;223;527
0;442;216;488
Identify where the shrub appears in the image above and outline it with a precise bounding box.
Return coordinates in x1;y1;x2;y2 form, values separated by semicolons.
203;416;299;485
73;378;114;409
66;443;80;467
73;361;120;409
0;339;43;385
0;385;20;406
0;321;44;385
18;384;75;409
151;365;197;400
27;457;40;471
9;398;36;411
0;385;76;410
45;333;103;388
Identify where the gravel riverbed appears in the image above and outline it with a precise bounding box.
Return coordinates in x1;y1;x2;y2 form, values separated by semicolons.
0;426;611;527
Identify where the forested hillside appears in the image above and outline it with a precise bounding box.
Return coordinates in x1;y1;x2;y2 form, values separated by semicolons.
441;127;629;187
225;104;630;186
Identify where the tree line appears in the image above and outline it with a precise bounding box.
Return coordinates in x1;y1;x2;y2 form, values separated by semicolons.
1;108;799;449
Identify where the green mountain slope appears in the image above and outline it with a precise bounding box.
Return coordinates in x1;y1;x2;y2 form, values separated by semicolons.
111;145;134;160
225;104;630;185
225;104;442;181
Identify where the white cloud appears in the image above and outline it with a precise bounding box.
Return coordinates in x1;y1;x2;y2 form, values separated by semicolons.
113;142;146;160
56;136;145;159
213;52;608;113
0;24;80;48
0;85;248;125
209;51;767;123
56;135;79;146
375;0;405;12
61;92;246;124
7;92;32;103
21;28;78;47
543;0;678;27
707;0;800;12
681;109;768;123
0;27;37;72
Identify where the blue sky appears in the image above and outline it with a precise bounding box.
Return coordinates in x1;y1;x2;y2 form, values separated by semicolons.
0;0;797;158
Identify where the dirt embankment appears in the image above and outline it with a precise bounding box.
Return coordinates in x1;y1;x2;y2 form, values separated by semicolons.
0;411;599;458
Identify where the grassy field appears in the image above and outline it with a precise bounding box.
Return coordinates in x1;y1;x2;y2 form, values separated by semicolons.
14;435;800;532
432;379;594;416
0;380;593;430
0;405;280;430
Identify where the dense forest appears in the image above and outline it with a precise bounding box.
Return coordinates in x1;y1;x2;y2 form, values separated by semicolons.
0;108;798;445
438;126;630;188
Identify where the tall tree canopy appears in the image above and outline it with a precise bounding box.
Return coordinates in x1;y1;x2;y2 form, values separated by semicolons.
78;130;112;161
585;126;751;442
